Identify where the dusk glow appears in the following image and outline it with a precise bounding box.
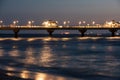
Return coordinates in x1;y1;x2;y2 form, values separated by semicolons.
0;0;120;25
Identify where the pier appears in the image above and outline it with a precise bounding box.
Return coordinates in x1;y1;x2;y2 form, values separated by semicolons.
0;25;120;38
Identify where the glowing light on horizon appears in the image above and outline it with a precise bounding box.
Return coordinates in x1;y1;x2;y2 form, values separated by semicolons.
63;21;67;27
83;21;86;24
0;19;119;28
10;20;19;27
42;20;57;28
78;21;82;26
104;20;120;28
87;24;90;26
27;20;34;27
0;20;3;25
13;20;19;25
92;21;95;25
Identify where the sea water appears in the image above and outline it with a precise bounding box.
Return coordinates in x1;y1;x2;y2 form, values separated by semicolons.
0;34;120;80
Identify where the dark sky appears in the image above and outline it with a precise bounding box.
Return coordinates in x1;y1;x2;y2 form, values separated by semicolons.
0;0;120;25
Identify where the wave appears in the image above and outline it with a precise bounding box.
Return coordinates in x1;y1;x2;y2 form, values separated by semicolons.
1;63;120;80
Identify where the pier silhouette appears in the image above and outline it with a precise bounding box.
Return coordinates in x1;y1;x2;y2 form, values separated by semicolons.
0;25;120;38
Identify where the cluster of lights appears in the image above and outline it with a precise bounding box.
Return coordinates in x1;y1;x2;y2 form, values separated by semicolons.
63;21;70;27
0;20;3;24
9;20;19;27
13;20;19;25
0;20;3;27
0;20;120;28
104;20;119;28
78;21;96;26
42;20;58;28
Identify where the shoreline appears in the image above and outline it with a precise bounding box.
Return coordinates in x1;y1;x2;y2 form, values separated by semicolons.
0;69;33;80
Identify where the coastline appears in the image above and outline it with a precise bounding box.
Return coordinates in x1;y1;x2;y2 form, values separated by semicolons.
0;69;33;80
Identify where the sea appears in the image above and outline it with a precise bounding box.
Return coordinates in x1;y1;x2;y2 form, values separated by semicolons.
0;33;120;80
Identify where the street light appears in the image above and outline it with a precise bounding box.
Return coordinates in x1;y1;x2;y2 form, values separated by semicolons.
28;21;31;26
87;24;90;26
63;21;67;27
92;21;95;25
56;21;58;24
119;21;120;23
83;21;86;26
0;20;3;27
13;20;19;27
83;21;86;24
67;21;70;27
27;20;34;27
78;21;81;26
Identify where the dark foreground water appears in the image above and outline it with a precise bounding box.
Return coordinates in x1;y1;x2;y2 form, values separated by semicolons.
0;34;120;80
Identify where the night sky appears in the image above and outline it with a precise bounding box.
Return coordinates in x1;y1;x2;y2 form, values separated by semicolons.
0;0;120;25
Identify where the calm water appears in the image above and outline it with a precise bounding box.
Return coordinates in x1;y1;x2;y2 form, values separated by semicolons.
0;35;120;80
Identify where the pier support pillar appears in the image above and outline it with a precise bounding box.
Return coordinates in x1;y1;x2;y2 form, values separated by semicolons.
13;29;20;38
47;30;54;36
109;29;117;37
79;29;87;37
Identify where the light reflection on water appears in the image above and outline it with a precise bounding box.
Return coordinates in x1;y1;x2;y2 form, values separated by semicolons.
39;45;54;67
0;37;120;79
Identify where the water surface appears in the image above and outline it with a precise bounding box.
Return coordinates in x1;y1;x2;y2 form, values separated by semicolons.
0;35;120;80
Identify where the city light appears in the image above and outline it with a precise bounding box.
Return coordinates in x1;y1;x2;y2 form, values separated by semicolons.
0;20;120;37
0;20;119;28
87;24;90;26
104;20;119;28
83;21;86;24
11;20;19;27
67;21;70;27
56;21;58;24
92;21;95;25
0;20;3;27
63;21;67;27
78;21;82;26
82;21;86;26
27;20;34;27
63;21;70;27
0;20;3;24
42;20;57;28
13;20;19;25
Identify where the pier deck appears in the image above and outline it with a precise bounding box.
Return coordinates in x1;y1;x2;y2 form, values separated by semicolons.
0;26;120;38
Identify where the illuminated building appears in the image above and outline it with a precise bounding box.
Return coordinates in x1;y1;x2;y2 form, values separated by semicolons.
104;20;119;28
42;20;58;28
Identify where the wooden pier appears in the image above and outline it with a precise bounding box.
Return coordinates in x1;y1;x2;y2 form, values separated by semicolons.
0;26;120;38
